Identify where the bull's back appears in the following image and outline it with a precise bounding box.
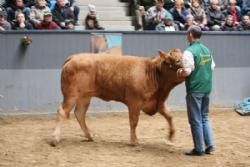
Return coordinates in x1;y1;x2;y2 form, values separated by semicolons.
61;54;149;102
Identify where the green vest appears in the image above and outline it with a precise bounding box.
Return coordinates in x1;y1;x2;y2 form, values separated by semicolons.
185;40;213;93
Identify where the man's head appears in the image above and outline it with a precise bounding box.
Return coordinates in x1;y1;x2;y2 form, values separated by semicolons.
43;11;52;22
15;12;25;23
242;15;250;26
163;12;173;26
225;15;234;26
210;0;219;10
155;0;164;10
187;25;202;43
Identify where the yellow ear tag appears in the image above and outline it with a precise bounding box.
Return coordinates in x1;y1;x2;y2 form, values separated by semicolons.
160;54;167;62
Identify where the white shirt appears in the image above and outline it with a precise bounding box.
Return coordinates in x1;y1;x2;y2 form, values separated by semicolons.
182;50;215;76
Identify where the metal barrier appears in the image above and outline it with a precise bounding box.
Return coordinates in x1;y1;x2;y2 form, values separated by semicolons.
0;30;249;114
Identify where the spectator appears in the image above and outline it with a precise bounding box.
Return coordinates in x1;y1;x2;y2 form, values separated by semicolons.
207;0;225;31
0;9;11;30
156;11;179;31
225;0;241;26
35;11;59;29
190;0;209;30
30;0;50;25
164;0;175;10
133;0;155;30
221;14;238;30
0;7;7;20
52;0;74;29
183;14;195;30
11;11;33;29
65;18;74;29
84;4;104;30
170;0;190;30
65;0;80;25
5;0;31;22
242;0;250;15
145;0;169;30
238;14;250;30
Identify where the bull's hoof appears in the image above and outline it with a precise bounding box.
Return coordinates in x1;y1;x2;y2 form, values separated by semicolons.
168;130;176;141
129;141;139;147
50;140;58;147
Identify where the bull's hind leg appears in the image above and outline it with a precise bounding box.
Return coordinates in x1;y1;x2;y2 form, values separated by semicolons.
158;105;176;141
74;98;93;141
51;97;76;147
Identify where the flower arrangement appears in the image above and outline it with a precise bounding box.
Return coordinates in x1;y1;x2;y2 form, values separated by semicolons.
20;36;32;46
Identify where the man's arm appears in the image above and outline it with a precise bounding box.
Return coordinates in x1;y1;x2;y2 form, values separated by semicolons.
177;50;194;78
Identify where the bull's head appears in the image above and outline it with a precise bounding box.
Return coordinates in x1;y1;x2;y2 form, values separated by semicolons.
158;48;183;70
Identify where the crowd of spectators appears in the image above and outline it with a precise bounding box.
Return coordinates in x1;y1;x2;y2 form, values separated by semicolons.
0;0;86;30
1;0;250;31
133;0;250;31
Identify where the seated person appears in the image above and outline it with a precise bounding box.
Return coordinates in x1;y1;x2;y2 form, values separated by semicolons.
11;11;33;29
30;0;51;25
0;9;11;30
237;14;250;30
52;0;74;29
145;0;169;30
65;0;80;25
134;0;155;30
183;14;195;30
224;0;241;26
65;19;75;29
207;0;225;31
221;14;238;30
242;0;250;15
169;0;190;30
35;11;59;29
84;4;104;30
5;0;31;22
190;0;209;31
156;12;179;31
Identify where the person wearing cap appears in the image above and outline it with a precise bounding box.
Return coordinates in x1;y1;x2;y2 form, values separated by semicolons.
0;9;11;30
156;12;179;31
35;11;59;29
30;0;51;25
177;25;215;156
84;4;104;30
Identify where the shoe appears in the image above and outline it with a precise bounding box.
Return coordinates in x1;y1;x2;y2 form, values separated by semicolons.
185;149;204;156
205;146;215;154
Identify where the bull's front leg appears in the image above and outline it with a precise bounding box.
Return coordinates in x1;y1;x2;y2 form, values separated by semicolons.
158;104;176;141
128;106;140;146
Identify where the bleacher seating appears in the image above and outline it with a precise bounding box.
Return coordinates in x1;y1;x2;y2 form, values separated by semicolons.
76;0;134;30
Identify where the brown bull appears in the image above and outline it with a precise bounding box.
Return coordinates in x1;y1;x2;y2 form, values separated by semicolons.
51;48;184;146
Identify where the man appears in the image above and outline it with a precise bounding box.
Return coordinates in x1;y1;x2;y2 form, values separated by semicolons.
177;25;215;156
238;15;250;31
144;0;169;30
0;9;11;30
155;12;179;31
36;11;60;29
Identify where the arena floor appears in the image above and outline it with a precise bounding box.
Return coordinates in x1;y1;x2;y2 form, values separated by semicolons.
0;109;249;167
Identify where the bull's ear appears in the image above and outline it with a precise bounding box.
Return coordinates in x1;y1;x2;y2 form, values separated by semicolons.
158;50;168;60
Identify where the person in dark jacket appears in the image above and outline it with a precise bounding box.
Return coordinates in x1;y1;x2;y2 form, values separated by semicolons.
221;14;238;31
11;11;33;29
206;0;225;31
52;0;74;29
